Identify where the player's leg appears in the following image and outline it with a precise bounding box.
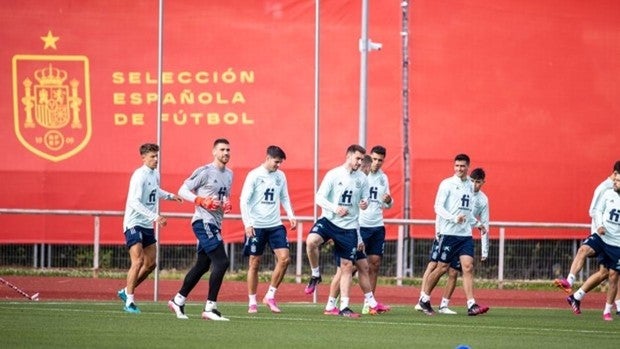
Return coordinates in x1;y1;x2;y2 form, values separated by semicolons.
414;261;437;311
263;226;290;312
201;243;230;321
418;261;448;315
247;255;261;313
304;218;328;294
603;269;618;321
356;256;390;315
169;250;211;320
123;241;144;312
262;247;289;313
438;267;459;314
337;258;359;317
324;264;342;315
244;228;267;313
134;241;157;288
555;238;597;292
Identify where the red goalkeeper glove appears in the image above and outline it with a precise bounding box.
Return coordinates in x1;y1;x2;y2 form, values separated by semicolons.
194;196;220;210
222;200;232;214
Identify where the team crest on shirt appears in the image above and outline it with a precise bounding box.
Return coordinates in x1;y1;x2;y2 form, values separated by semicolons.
355;179;363;188
275;178;281;186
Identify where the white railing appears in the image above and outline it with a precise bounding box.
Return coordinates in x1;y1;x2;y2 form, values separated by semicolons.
0;208;589;287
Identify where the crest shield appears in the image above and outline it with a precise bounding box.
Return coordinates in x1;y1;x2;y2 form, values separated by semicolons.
12;55;91;162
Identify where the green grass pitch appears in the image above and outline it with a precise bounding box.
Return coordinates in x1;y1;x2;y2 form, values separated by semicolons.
1;301;618;348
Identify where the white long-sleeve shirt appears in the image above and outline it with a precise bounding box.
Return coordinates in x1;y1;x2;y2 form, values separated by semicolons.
123;165;174;230
239;165;295;228
316;165;369;230
359;169;393;227
178;163;233;228
434;175;474;236
471;190;490;258
589;177;613;235
593;188;620;247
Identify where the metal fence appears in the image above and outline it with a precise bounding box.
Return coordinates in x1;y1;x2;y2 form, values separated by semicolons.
0;209;595;285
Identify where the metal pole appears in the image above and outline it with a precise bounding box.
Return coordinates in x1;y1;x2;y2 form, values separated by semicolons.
396;225;404;286
313;0;320;221
400;0;412;276
93;216;100;274
498;227;505;289
310;0;321;304
358;0;369;147
154;0;164;302
296;222;303;284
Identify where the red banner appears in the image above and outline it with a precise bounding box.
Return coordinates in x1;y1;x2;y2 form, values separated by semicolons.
1;0;617;243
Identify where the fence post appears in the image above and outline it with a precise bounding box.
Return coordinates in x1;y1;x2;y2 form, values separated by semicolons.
498;227;505;289
396;225;404;286
93;215;100;277
296;222;303;284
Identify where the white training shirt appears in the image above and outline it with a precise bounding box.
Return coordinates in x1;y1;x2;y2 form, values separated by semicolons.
316;165;369;230
239;165;295;229
593;188;620;247
434;175;474;237
471;190;490;258
123;165;174;230
178;163;233;228
589;177;613;235
359;169;393;228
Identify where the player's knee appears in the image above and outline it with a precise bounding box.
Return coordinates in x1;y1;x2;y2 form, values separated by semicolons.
216;257;230;272
248;257;261;270
576;245;594;258
305;234;322;249
279;254;291;267
145;261;157;272
448;267;459;278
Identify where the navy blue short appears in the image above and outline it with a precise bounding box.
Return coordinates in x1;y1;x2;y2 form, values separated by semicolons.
310;217;358;261
243;225;289;256
434;235;474;266
582;233;606;265
429;236;461;270
192;220;224;254
360;226;385;257
124;226;156;248
600;240;620;272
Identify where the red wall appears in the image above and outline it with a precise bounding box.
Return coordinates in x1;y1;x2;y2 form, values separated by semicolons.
1;0;617;243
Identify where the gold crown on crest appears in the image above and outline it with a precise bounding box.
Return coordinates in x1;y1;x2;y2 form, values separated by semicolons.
34;63;67;86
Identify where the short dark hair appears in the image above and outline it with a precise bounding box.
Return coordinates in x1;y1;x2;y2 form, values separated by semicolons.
267;145;286;160
370;145;386;156
213;138;230;148
614;161;620;173
470;168;486;180
139;143;159;155
454;153;470;165
346;144;366;155
362;154;372;165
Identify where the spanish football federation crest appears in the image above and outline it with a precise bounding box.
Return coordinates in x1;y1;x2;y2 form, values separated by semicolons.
12;54;91;162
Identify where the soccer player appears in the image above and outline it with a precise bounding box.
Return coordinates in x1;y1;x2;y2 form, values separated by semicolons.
566;174;620;321
417;154;489;316
323;151;393;315
359;146;393;314
118;143;182;314
305;144;390;317
415;167;489;315
556;161;620;313
240;145;297;314
168;138;233;321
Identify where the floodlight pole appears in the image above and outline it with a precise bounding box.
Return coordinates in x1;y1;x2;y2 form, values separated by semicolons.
154;0;164;302
358;0;369;147
358;0;382;148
